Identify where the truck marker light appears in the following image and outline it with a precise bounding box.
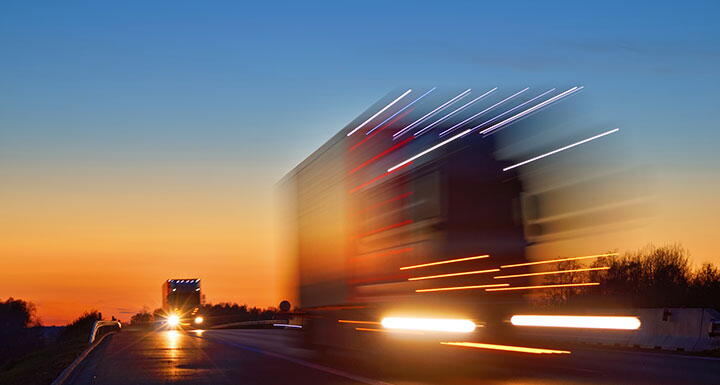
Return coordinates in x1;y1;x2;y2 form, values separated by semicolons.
381;317;476;333
409;269;499;281
500;253;618;268
350;162;412;193
415;283;508;293
393;89;471;139
414;87;497;138
346;89;412;136
493;266;610;279
441;341;570;354
363;87;436;136
510;315;641;330
485;282;600;292
468;88;556;135
400;255;489;270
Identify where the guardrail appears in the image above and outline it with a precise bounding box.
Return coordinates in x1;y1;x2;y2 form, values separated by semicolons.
210;319;289;329
89;320;122;343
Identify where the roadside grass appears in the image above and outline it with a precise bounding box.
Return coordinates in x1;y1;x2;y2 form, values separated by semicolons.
0;340;87;385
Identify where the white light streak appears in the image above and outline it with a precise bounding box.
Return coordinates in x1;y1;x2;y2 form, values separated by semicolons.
510;315;641;330
387;128;472;172
346;89;412;136
365;87;436;135
502;128;620;171
413;87;497;138
273;323;303;328
470;88;556;133
479;86;582;136
393;89;471;138
439;87;529;137
381;317;476;333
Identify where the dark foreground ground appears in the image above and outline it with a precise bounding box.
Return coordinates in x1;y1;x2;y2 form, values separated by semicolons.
63;328;720;385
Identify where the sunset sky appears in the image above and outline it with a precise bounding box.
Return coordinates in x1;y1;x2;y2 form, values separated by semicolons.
2;1;719;325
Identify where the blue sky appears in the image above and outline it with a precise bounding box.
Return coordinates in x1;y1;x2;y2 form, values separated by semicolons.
1;1;719;321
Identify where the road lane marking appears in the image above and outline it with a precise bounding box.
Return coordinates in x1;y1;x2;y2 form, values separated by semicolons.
188;333;394;385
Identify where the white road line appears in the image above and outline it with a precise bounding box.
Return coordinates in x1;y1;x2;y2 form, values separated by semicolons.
189;333;394;385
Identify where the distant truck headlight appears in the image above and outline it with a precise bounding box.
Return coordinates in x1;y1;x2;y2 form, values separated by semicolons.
166;314;180;327
194;316;204;324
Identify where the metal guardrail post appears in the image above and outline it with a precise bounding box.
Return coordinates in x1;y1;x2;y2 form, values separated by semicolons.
89;320;122;343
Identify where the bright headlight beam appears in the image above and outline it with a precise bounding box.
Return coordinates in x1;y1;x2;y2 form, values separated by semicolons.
346;89;412;136
413;87;497;138
503;128;619;171
381;317;476;333
393;89;472;139
166;314;180;327
441;341;570;354
510;315;641;330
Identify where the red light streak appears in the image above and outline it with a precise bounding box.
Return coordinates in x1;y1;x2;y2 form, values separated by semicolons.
355;192;412;216
355;219;413;238
350;108;414;152
349;162;412;193
349;137;413;175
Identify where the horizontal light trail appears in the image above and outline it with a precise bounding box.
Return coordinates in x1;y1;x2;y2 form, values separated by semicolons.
355;327;423;334
273;323;302;328
381;317;476;333
364;88;436;136
510;315;641;330
413;87;497;137
479;86;583;136
350;108;414;151
409;269;500;281
350;162;412;193
439;87;529;137
400;255;490;270
353;246;413;259
355;192;412;215
338;320;381;325
485;282;600;292
347;89;412;136
349;137;414;174
469;88;556;133
441;341;571;354
387;128;472;172
500;253;618;269
493;266;610;279
393;89;471;138
356;219;413;238
503;128;620;171
416;283;509;293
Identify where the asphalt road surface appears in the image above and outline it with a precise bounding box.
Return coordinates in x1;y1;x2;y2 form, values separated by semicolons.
64;328;720;385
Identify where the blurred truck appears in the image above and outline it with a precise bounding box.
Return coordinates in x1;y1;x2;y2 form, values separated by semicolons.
161;278;204;327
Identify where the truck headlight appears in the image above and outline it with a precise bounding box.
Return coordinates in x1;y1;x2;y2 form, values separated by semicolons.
166;314;180;327
194;316;204;324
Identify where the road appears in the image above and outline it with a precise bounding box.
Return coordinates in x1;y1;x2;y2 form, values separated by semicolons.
64;328;720;385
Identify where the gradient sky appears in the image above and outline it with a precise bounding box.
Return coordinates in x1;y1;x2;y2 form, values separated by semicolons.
2;1;719;325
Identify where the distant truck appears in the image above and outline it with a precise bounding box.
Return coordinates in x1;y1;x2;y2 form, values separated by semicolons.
161;278;204;327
